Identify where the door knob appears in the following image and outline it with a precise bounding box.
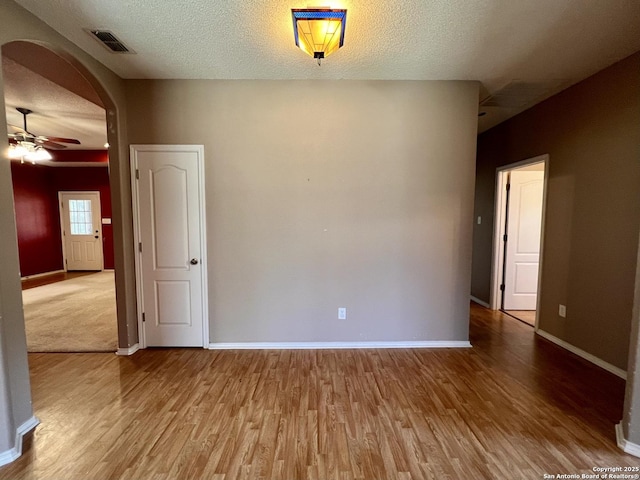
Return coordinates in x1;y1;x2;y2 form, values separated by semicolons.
190;258;199;265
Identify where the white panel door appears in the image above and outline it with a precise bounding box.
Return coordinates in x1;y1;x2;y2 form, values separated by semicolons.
134;146;205;347
60;191;103;271
504;170;544;310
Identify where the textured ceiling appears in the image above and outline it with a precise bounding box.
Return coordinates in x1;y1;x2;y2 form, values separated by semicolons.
9;0;640;132
3;57;107;150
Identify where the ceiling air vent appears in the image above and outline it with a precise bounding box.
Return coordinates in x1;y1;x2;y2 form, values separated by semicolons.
480;81;561;108
85;29;135;54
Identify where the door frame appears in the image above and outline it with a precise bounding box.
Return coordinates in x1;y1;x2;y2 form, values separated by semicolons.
490;154;549;329
58;190;104;271
130;144;209;349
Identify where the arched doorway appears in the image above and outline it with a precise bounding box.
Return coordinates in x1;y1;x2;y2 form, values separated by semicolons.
3;42;117;352
0;33;137;464
1;40;130;350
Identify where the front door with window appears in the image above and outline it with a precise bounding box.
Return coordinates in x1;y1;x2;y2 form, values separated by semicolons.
59;191;104;271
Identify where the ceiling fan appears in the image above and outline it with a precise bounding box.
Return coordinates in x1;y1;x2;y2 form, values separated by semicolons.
7;107;81;163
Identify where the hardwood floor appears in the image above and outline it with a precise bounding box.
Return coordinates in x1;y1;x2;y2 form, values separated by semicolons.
21;271;95;290
503;309;536;326
1;304;637;479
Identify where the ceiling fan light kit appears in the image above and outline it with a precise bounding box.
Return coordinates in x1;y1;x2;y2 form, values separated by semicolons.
8;141;52;164
7;107;81;164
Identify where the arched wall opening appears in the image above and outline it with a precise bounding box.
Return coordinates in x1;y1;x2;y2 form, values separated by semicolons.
1;40;134;350
0;26;138;461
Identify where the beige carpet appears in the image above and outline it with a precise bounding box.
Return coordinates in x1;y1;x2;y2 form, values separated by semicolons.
22;271;118;352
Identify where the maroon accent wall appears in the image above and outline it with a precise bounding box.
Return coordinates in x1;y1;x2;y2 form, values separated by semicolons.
11;161;114;276
49;150;108;163
11;163;63;276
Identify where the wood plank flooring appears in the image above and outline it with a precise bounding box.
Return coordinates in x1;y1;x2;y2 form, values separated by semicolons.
21;271;95;290
503;309;536;326
1;304;638;479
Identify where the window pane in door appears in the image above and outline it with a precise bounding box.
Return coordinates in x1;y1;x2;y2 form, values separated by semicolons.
69;199;93;235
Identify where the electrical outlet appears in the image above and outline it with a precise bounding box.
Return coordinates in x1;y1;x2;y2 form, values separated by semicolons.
338;307;346;320
559;304;566;318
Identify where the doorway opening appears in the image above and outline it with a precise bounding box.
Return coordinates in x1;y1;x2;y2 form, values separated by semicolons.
491;155;548;327
3;41;117;352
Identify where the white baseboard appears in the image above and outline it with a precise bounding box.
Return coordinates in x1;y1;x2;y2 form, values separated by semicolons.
208;341;472;350
116;343;140;356
616;423;640;458
20;269;65;281
470;296;490;308
0;416;39;467
536;329;626;379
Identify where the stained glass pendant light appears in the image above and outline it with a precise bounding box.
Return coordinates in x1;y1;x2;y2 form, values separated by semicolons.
292;8;347;65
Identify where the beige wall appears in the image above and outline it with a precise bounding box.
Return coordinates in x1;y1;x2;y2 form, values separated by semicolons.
0;0;133;456
126;80;479;344
471;52;640;370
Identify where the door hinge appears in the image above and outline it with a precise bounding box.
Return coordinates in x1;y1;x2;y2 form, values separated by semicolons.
503;234;508;242
142;312;146;322
138;242;143;253
506;183;511;191
500;284;505;291
136;169;140;180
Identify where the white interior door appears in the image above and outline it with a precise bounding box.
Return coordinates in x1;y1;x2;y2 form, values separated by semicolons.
59;191;103;271
132;145;206;347
503;170;544;310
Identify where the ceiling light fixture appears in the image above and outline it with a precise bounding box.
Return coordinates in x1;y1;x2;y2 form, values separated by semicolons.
6;107;78;164
292;8;347;66
8;141;52;164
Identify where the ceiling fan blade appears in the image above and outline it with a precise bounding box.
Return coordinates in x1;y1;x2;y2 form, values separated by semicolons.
38;136;81;145
9;109;82;147
36;139;67;150
7;124;30;135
